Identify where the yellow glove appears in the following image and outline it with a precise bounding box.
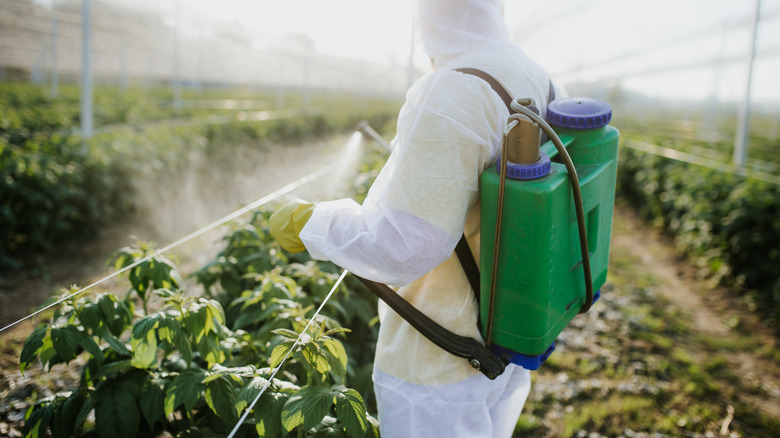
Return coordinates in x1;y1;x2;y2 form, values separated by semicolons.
269;199;315;253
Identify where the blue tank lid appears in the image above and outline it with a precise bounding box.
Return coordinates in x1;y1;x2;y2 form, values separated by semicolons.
496;151;551;180
546;97;612;130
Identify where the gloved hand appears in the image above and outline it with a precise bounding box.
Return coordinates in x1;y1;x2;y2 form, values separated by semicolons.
269;199;315;253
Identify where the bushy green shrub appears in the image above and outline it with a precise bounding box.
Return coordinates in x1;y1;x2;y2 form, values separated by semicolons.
17;111;393;437
0;83;400;275
617;145;780;325
20;211;380;438
0;127;123;271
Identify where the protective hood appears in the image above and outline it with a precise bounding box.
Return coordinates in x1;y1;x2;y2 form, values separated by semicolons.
417;0;511;64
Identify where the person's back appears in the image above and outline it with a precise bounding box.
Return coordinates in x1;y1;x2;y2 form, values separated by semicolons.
270;1;562;436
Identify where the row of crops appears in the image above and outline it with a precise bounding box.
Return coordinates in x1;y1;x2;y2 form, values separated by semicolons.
615;123;780;327
3;82;395;436
19;210;386;437
0;83;399;277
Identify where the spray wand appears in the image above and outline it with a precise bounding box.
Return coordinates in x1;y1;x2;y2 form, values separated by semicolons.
358;121;393;152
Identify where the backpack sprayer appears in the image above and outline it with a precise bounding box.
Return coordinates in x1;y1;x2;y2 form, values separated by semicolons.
480;96;619;370
356;72;619;379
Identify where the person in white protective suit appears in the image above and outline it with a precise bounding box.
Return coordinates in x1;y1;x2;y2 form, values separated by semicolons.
269;0;565;436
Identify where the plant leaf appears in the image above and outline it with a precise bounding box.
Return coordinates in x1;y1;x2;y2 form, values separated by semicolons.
20;324;48;374
322;338;348;377
75;328;103;362
38;334;61;370
74;387;100;431
94;388;140;438
158;316;192;365
131;314;159;341
131;322;158;369
236;376;269;415
197;334;225;367
88;360;133;382
79;302;104;336
22;400;54;438
282;386;335;432
269;341;295;368
103;334;131;356
164;368;207;416
254;389;289;438
50;325;80;361
334;387;367;438
272;328;300;340
205;375;238;424
52;392;84;438
140;378;165;430
206;299;225;325
183;308;206;343
300;342;330;375
108;297;134;336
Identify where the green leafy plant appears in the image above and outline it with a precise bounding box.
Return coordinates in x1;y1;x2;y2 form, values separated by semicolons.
111;238;182;315
19;221;380;437
0;82;400;276
14;105;393;436
617;136;780;325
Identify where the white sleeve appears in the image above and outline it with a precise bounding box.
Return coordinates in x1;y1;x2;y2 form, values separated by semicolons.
299;70;506;286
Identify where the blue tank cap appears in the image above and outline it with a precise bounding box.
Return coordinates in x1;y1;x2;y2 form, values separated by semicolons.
546;97;612;130
496;151;551;180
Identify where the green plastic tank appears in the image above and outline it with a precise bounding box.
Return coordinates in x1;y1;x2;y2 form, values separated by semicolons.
479;97;619;369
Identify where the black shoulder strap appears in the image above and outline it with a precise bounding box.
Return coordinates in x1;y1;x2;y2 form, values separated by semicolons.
455;235;481;300
454;68;515;111
349;68;527;379
450;69;555;301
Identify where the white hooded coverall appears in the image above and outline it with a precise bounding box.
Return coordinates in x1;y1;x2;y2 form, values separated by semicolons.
299;0;563;436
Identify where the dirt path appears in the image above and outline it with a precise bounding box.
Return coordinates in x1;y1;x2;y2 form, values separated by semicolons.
610;204;780;419
517;204;780;437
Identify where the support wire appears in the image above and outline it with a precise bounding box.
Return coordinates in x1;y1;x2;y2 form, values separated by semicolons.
0;160;341;334
227;269;348;438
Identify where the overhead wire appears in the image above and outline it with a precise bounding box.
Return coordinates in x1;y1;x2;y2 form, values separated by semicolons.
226;269;349;438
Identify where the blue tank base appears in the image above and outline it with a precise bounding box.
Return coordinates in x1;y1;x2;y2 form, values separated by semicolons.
490;289;602;371
491;342;556;370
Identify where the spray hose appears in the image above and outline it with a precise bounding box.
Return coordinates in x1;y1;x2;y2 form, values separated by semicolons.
507;100;594;314
486;102;596;347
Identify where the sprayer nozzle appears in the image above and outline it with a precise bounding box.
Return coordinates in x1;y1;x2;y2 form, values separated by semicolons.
358;121;392;152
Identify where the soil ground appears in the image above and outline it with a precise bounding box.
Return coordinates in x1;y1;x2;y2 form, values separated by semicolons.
521;203;780;437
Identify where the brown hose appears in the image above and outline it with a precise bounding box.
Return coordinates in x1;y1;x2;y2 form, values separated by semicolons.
510;102;594;313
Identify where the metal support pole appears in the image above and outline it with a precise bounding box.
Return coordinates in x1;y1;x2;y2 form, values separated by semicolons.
120;37;128;92
303;49;311;110
50;1;59;97
173;0;182;114
706;21;728;144
734;0;761;167
276;54;285;109
80;0;93;138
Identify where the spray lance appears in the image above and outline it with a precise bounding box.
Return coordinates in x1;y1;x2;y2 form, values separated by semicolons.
354;83;619;378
